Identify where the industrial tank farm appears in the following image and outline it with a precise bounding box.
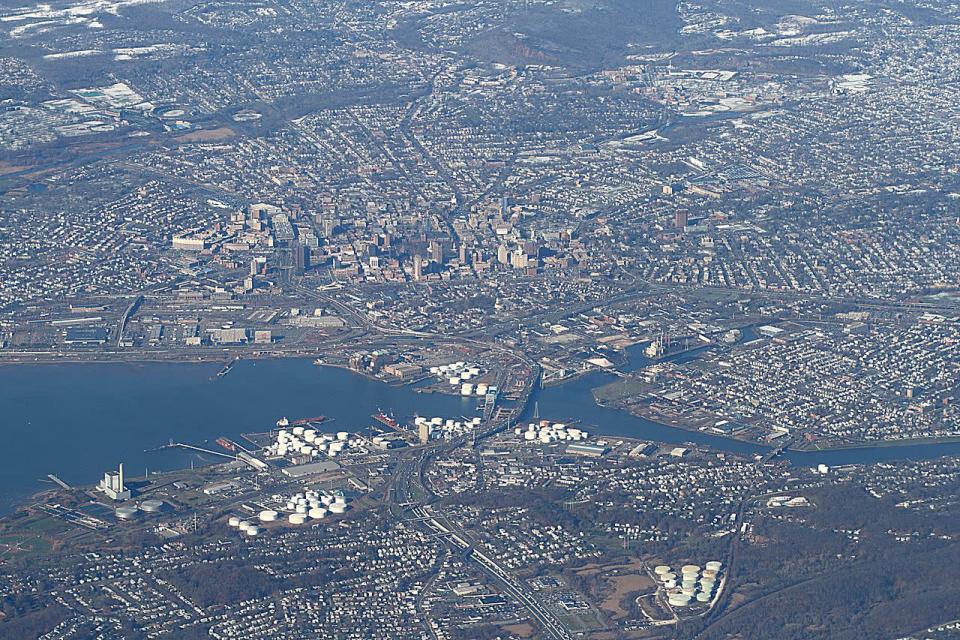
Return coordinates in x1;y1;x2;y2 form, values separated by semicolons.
427;361;500;397
654;561;724;613
515;421;589;443
264;426;361;462
415;415;482;441
225;488;351;536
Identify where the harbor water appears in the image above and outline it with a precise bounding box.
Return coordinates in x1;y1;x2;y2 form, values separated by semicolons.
2;357;959;513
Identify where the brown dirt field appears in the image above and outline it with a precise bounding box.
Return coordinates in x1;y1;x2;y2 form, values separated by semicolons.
501;622;535;637
600;573;655;619
175;127;236;143
0;161;33;176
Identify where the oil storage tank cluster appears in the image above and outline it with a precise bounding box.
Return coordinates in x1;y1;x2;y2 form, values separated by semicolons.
266;428;356;461
655;561;724;607
283;489;350;523
515;421;588;443
226;518;260;537
228;489;352;536
430;361;487;392
415;415;482;439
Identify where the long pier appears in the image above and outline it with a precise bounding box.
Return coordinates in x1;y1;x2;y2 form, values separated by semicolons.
47;474;72;489
215;357;240;378
146;440;236;459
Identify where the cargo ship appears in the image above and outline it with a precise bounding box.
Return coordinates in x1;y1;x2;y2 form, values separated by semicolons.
373;411;404;432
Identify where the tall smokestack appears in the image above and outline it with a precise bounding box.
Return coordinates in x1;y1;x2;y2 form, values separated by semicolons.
119;463;124;492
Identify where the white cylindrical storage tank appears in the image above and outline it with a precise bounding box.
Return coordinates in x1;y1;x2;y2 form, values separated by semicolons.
308;507;327;519
293;426;304;436
320;495;333;506
664;579;676;589
246;526;259;536
469;367;480;376
288;513;306;525
258;510;278;523
706;561;723;572
524;431;536;440
337;431;348;441
696;592;711;603
461;383;473;396
115;505;139;520
329;502;347;514
228;516;241;527
448;376;460;385
668;594;691;607
681;565;700;575
141;499;164;513
238;521;251;532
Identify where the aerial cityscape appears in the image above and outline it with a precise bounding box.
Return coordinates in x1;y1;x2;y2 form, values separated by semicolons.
0;0;958;638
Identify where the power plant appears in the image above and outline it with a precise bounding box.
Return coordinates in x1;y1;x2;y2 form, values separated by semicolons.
99;462;131;501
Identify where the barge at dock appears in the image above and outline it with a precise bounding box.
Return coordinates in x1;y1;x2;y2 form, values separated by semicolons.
216;437;238;452
276;416;328;428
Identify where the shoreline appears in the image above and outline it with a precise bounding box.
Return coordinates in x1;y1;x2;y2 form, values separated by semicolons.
4;355;960;459
602;398;960;454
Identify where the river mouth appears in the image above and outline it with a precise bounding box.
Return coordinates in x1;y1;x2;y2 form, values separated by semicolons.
527;369;960;467
3;357;959;514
